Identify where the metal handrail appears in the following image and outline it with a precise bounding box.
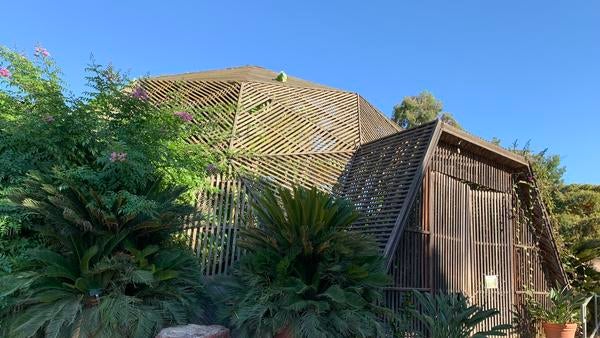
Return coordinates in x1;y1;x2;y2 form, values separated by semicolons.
581;294;599;338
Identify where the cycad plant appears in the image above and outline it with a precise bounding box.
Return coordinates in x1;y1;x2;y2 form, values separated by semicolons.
215;186;390;338
409;291;511;337
0;174;206;338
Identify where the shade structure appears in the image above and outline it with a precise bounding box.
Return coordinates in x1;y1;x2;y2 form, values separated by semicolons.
142;66;566;335
141;66;400;274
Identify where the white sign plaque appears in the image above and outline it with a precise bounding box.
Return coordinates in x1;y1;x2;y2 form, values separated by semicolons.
484;275;498;289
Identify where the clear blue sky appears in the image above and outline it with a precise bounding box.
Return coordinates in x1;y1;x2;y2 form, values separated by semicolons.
2;1;598;183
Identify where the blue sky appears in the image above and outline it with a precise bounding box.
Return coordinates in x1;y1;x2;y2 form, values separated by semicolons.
2;1;599;183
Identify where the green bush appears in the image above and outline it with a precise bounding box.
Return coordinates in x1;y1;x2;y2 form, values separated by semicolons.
0;45;218;271
0;45;220;337
409;291;511;337
214;186;390;338
0;175;207;337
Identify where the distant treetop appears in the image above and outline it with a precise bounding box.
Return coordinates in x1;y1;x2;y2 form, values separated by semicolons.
393;91;461;129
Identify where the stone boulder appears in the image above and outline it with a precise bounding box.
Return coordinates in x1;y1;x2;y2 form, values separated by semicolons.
156;324;230;338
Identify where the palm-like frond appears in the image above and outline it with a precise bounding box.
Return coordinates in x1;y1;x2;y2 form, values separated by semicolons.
0;174;207;337
219;186;390;338
409;291;511;337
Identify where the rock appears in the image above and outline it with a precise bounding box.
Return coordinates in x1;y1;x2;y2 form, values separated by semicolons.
156;324;230;338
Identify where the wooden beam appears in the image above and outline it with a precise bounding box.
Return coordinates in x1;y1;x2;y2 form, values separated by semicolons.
440;123;529;168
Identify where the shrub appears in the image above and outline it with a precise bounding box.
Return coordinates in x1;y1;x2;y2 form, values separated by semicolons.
409;291;511;337
0;45;218;271
0;174;207;337
214;186;390;338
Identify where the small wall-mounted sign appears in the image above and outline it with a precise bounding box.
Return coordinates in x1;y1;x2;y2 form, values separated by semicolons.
484;275;499;289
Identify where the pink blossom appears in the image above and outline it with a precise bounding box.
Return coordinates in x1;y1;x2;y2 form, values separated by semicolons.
0;68;10;78
131;86;148;100
43;115;55;123
174;111;194;122
110;152;127;162
34;46;50;57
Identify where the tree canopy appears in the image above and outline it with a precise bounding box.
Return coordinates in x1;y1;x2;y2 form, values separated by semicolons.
392;91;460;129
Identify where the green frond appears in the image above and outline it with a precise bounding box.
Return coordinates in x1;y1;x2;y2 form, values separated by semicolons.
220;185;388;337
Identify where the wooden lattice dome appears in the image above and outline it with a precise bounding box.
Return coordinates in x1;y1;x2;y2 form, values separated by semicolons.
141;66;400;274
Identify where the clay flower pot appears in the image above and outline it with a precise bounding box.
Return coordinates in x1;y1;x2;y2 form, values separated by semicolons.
542;322;578;338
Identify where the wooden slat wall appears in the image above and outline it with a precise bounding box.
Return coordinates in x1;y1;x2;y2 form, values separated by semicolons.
385;184;429;334
185;173;251;275
388;187;429;291
430;142;512;193
469;188;515;331
427;144;530;335
427;144;556;336
430;171;472;294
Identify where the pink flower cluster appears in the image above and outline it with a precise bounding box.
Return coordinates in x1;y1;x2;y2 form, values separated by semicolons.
174;111;193;122
0;68;10;78
34;46;50;58
131;86;148;100
110;152;127;162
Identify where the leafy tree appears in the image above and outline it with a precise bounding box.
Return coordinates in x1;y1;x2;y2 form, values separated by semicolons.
392;91;460;129
562;239;600;293
555;184;600;243
0;45;219;271
214;186;390;338
0;45;220;336
555;185;600;293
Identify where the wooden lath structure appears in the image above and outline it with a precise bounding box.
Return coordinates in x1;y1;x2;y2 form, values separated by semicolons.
337;119;567;334
141;66;566;333
141;66;400;274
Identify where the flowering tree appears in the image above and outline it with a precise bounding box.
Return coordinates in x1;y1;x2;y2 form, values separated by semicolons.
0;45;219;270
0;45;227;336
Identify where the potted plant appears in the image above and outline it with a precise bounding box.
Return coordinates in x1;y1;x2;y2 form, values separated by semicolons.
528;287;590;338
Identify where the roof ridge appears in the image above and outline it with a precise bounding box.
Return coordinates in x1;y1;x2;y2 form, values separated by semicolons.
439;122;528;167
146;65;345;92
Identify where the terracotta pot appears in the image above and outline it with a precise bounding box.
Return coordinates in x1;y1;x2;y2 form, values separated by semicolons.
274;325;292;338
542;322;578;338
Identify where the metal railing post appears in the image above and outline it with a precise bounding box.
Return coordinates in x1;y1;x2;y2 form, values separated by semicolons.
593;294;600;338
595;295;598;328
582;303;588;338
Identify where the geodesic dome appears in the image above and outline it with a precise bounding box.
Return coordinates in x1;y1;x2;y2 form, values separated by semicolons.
142;66;400;274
